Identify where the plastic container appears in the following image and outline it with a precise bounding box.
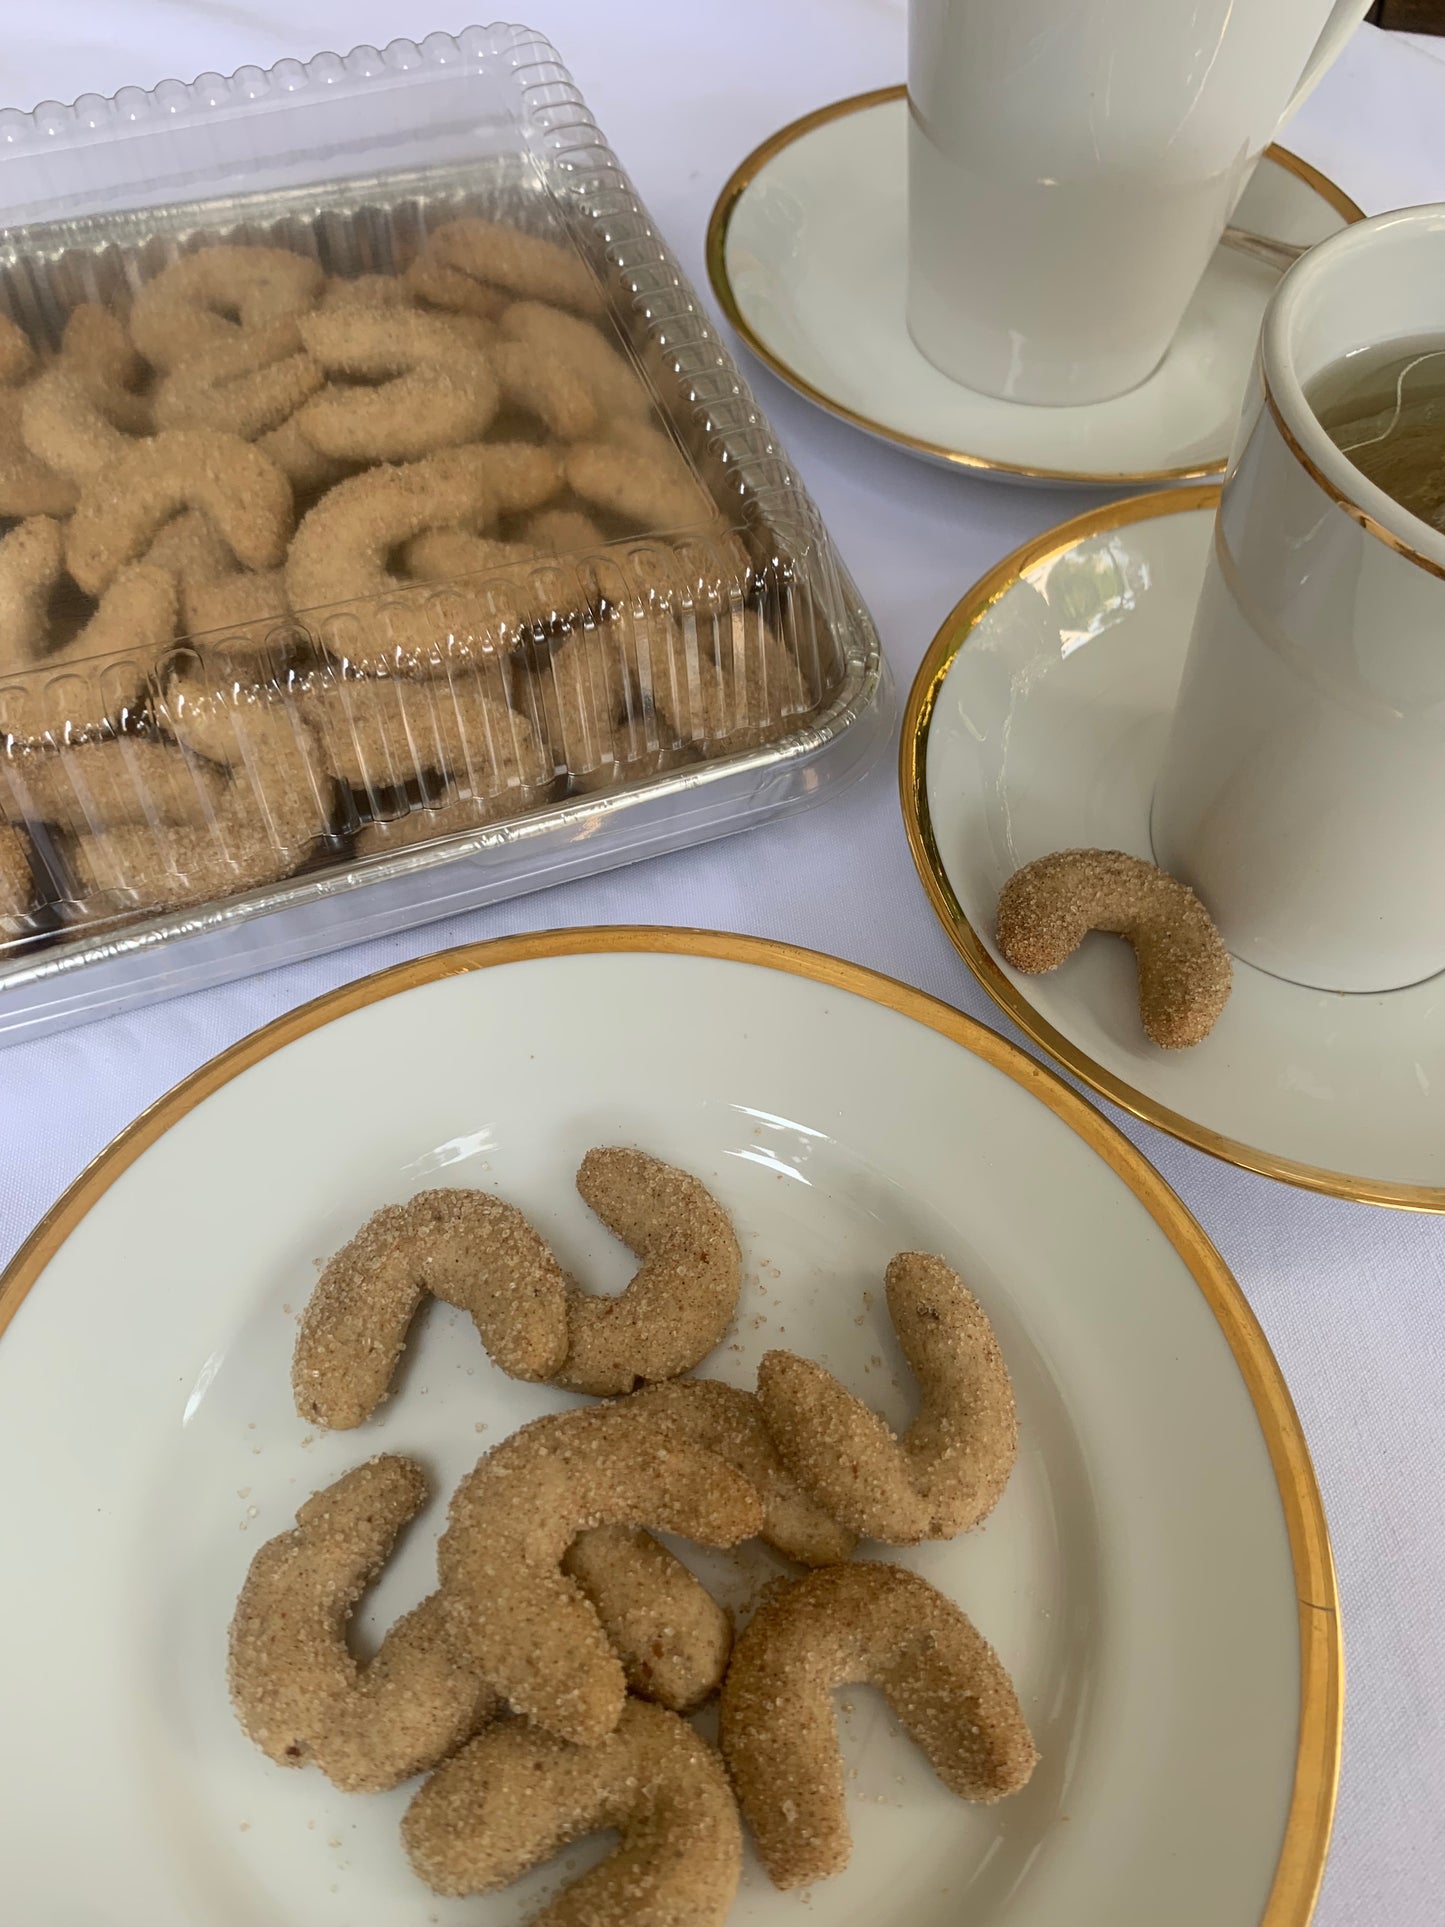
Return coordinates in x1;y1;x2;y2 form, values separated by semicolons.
0;25;889;1041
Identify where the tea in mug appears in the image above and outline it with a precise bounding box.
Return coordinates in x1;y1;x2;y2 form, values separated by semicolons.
1306;336;1445;533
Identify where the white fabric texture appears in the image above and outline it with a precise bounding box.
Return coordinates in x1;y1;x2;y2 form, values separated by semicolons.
2;6;1443;1921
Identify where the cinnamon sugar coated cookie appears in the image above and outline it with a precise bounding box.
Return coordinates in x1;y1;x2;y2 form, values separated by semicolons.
555;1147;743;1396
415;216;604;316
295;309;501;462
437;1403;763;1744
1;735;225;836
153;318;321;441
19;364;144;486
65;429;292;594
720;1562;1037;1889
0;386;79;517
284;443;559;627
128;245;324;369
227;1455;499;1793
996;847;1232;1047
0;515;174;738
562;1523;733;1713
757;1251;1017;1543
292;1188;571;1426
402;1698;741;1925
619;1377;856;1565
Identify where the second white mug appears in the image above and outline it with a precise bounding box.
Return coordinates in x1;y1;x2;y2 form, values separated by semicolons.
1151;205;1445;995
906;0;1367;406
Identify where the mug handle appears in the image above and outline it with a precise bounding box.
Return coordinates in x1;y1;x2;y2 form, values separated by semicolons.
1286;0;1371;117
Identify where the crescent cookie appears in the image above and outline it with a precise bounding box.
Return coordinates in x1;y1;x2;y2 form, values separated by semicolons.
297;672;550;808
564;421;714;532
129;245;323;369
501;301;652;427
402;1698;741;1927
284;443;560;630
410;216;603;317
57;304;154;435
757;1251;1018;1543
0;543;175;745
228;1450;748;1795
562;1525;733;1713
66;430;292;596
153;318;322;441
437;1403;764;1744
10;306;153;495
1;732;225;837
0;386;79;518
995;847;1233;1048
554;1147;743;1397
759;1248;1017;1549
228;1456;499;1794
719;1562;1037;1889
291;1188;572;1428
19;366;139;487
294;309;501;463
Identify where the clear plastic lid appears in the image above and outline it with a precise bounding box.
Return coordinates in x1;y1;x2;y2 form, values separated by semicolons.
0;27;888;1032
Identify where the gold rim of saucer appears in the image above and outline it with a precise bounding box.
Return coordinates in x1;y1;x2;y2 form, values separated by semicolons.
0;922;1342;1927
705;86;1365;487
900;484;1445;1212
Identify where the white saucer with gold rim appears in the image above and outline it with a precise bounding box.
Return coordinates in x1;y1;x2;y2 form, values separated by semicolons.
707;88;1362;489
901;488;1445;1209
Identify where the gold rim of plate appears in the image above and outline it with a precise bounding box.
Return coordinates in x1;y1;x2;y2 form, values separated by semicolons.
901;487;1445;1211
705;85;1365;486
0;924;1339;1924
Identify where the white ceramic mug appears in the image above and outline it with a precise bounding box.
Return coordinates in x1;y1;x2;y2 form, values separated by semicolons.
1151;205;1445;994
906;0;1367;406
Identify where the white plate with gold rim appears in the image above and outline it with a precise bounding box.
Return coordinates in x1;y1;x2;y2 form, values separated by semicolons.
0;930;1337;1926
706;88;1362;489
902;489;1445;1209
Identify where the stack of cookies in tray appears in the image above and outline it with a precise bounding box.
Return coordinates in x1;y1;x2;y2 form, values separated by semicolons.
0;216;817;945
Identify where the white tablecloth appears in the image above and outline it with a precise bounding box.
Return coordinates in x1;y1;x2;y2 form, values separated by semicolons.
3;6;1443;1921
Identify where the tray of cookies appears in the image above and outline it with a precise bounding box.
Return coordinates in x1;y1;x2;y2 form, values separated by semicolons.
0;26;888;1040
